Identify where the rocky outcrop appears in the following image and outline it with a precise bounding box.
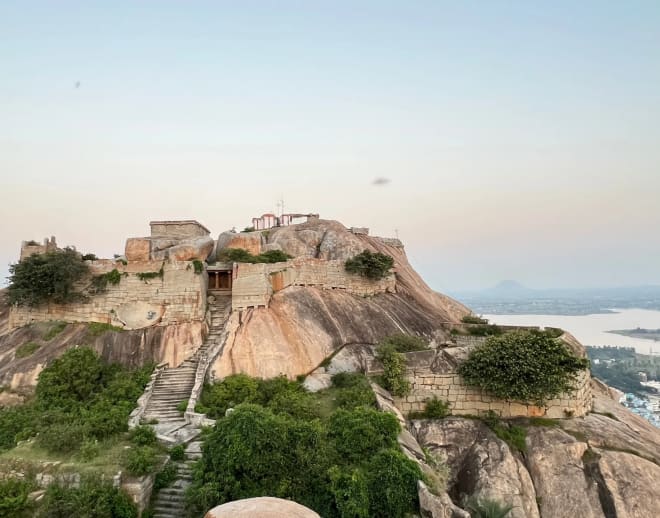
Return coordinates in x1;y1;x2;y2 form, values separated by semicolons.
216;231;263;257
212;219;468;379
212;286;456;380
0;316;205;391
126;236;214;262
525;427;602;518
412;418;538;518
411;386;660;518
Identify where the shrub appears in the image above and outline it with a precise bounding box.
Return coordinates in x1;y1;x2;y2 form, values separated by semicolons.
15;342;40;359
6;248;89;306
129;425;157;446
196;374;259;418
458;330;590;404
376;344;410;396
409;397;451;419
463;496;513;518
38;480;137;518
78;438;100;461
483;412;527;453
380;333;428;352
81;253;98;261
136;268;163;282
331;373;376;409
0;405;38;452
36;421;88;454
461;314;488;324
90;268;122;293
122;446;158;476
192;259;204;274
154;462;178;491
466;324;503;336
87;322;123;336
328;466;370;518
176;400;188;413
43;321;67;341
219;248;292;264
169;444;185;461
0;477;34;516
344;250;394;280
328;407;399;463
365;449;422;517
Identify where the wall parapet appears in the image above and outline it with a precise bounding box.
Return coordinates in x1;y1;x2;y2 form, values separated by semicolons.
368;342;592;419
231;257;395;310
8;259;207;331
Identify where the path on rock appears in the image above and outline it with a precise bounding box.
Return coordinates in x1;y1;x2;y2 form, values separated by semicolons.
151;442;202;518
142;295;231;438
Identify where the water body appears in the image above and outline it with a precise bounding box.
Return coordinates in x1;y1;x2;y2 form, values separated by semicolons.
484;309;660;355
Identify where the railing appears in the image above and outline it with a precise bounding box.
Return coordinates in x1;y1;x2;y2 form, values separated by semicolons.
128;362;168;429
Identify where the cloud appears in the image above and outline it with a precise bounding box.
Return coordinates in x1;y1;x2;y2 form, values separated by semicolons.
372;177;390;186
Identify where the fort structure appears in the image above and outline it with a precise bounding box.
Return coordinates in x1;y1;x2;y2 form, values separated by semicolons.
7;214;593;425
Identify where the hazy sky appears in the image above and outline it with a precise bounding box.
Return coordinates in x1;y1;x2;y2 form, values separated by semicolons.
2;1;659;291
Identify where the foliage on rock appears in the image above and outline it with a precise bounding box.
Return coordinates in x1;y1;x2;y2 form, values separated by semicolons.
380;333;428;352
409;397;451;419
186;373;422;518
219;247;292;264
6;248;89;306
376;344;410;397
0;348;152;455
37;479;137;518
344;250;394;280
458;330;589;404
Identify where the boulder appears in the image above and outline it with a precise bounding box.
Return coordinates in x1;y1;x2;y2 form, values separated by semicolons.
152;236;214;261
204;497;320;518
418;481;470;518
525;426;602;518
597;450;660;518
216;231;263;257
125;237;151;261
302;372;332;392
412;418;539;518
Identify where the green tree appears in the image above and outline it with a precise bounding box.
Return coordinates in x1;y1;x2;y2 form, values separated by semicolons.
377;344;410;396
6;248;89;306
345;250;394;280
328;407;399;463
365;449;422;517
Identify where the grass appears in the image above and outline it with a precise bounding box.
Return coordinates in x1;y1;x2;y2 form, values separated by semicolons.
87;322;124;337
15;342;41;359
43;321;67;341
483;413;527;453
528;417;559;427
0;437;131;478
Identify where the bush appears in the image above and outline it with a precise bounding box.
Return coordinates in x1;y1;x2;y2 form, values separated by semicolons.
15;342;40;359
78;438;100;461
154;462;178;491
482;413;527;453
365;449;422;517
461;314;488;324
192;259;204;274
331;373;376;409
0;405;38;452
81;253;98;261
463;496;513;518
380;333;428;352
0;477;34;517
466;324;503;336
328;466;370;518
344;250;394;280
409;398;451;419
458;330;590;404
87;322;123;336
129;426;157;446
196;374;259;418
43;321;67;341
328;407;399;463
37;421;88;454
6;248;89;306
38;479;137;518
169;444;185;461
122;446;158;476
376;344;410;397
90;268;123;293
219;248;292;264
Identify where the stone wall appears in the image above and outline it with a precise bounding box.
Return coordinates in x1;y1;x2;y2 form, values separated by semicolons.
395;368;592;419
8;259;207;331
370;343;592;419
20;236;58;261
231;258;396;310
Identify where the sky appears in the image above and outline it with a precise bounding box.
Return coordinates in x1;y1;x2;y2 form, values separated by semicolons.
1;1;659;291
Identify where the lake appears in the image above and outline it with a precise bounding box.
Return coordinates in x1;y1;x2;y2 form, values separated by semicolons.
484;308;660;355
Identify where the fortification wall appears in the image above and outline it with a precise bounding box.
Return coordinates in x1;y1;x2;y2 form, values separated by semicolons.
231;258;395;310
394;368;591;419
369;343;592;419
8;259;207;330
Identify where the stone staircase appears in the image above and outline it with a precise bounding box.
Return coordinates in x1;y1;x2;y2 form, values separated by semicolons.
142;295;231;431
151;442;202;518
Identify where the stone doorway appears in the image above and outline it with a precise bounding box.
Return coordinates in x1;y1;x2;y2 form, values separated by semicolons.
208;269;232;292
